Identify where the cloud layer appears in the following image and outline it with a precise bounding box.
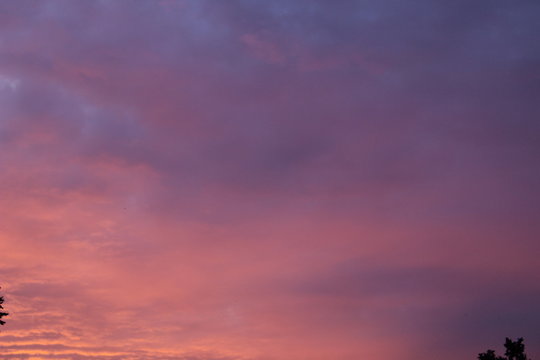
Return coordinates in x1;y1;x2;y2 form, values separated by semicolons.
1;1;539;359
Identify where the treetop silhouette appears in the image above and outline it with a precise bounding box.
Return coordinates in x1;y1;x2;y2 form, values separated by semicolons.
0;293;7;326
478;338;530;360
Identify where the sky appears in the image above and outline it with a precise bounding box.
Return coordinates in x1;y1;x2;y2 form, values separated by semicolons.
0;1;539;359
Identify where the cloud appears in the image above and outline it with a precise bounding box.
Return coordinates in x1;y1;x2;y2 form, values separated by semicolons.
0;1;539;359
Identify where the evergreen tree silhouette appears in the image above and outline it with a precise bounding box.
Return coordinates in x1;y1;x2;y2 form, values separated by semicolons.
478;338;530;360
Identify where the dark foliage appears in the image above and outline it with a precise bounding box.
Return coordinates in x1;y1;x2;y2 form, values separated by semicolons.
478;338;530;360
0;295;7;326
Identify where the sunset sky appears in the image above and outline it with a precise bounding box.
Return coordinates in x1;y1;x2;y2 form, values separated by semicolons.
0;1;539;359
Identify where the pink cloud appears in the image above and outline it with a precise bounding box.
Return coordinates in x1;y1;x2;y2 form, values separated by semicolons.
0;1;539;360
241;33;287;65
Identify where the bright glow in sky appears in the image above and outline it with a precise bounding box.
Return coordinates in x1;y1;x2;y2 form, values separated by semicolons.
0;1;539;359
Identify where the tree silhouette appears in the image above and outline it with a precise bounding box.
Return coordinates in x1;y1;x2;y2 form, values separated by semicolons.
478;338;530;360
504;338;529;360
0;295;7;326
